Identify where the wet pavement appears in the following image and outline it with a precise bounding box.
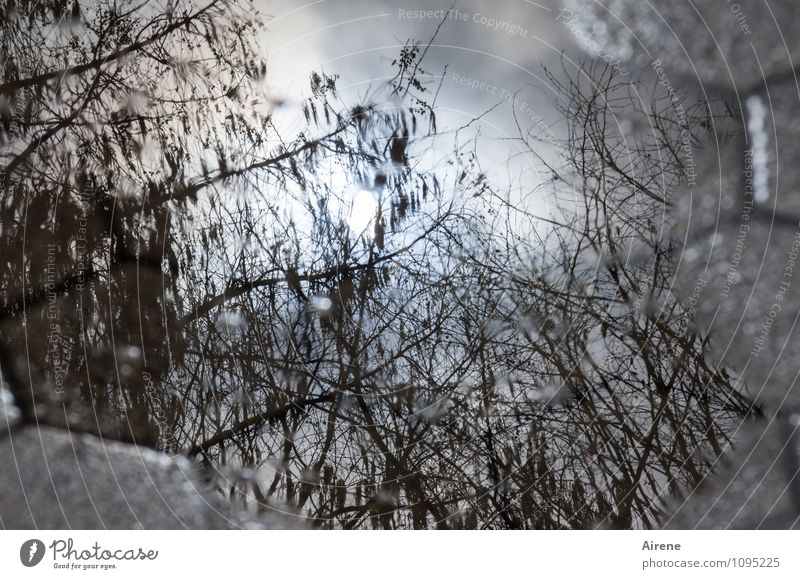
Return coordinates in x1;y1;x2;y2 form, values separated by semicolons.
567;0;800;528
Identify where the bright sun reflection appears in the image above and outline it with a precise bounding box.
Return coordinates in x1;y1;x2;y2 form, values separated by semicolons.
347;189;379;237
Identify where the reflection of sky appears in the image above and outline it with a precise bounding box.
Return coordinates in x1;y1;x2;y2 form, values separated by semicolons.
257;0;587;221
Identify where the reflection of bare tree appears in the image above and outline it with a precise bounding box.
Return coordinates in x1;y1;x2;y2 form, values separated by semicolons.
0;0;434;445
169;58;753;528
1;2;753;529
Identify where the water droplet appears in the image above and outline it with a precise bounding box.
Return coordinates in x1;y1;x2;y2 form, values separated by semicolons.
309;295;333;313
215;309;248;333
415;396;451;425
116;345;141;363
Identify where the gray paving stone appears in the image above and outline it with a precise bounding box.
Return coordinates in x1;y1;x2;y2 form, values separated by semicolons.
562;0;800;93
575;1;800;528
673;218;800;410
0;425;302;529
662;417;800;529
667;82;800;412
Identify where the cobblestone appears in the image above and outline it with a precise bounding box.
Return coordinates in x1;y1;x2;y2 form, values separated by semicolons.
0;426;301;529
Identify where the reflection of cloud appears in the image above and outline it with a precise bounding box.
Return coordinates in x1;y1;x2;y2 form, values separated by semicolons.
262;0;578;108
258;0;587;217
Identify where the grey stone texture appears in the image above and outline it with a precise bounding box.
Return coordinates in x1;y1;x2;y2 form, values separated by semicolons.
566;0;800;528
563;0;800;92
0;425;301;529
662;418;800;529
